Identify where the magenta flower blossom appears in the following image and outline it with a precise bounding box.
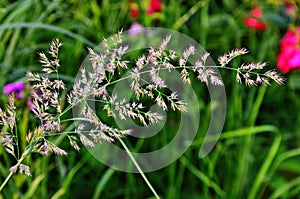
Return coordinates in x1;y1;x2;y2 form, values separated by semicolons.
3;82;25;99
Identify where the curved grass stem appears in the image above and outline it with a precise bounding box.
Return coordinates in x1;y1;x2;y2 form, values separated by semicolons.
119;139;160;199
0;146;31;192
0;171;14;192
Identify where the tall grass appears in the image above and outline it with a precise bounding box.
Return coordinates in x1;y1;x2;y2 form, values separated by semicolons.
1;0;299;198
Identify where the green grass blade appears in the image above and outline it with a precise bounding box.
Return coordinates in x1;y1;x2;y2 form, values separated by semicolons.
258;148;300;197
269;176;300;199
51;154;90;199
119;139;160;199
0;22;95;46
247;130;281;199
191;125;279;145
23;174;45;199
172;1;206;31
92;168;115;199
180;156;226;198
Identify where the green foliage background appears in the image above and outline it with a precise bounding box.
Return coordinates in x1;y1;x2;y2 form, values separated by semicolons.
0;0;300;198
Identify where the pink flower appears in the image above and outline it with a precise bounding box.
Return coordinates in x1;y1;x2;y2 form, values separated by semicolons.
128;22;144;36
243;4;268;31
277;48;300;73
243;18;268;31
285;2;294;15
146;0;162;14
128;22;152;37
3;82;25;99
277;27;300;73
285;2;298;19
280;28;300;48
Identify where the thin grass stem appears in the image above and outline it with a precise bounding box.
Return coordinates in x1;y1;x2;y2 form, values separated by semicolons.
119;139;160;199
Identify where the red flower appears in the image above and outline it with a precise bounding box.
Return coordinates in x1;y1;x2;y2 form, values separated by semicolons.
130;8;139;19
250;5;263;18
243;4;268;31
129;1;139;19
146;0;162;14
243;18;268;31
244;17;268;31
277;27;300;73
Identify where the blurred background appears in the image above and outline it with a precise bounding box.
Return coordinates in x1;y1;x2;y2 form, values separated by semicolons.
0;0;299;198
